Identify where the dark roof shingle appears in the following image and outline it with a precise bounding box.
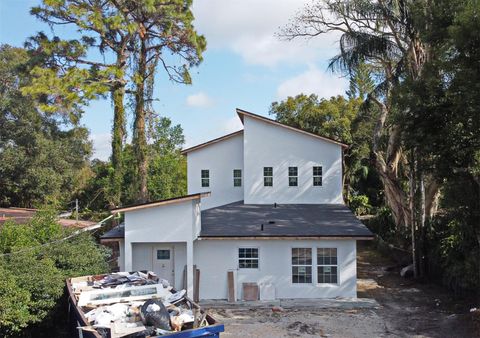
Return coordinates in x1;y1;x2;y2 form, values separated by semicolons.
200;202;373;238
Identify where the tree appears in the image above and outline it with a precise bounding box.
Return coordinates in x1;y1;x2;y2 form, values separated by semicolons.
147;117;187;200
0;209;110;336
29;0;135;207
0;45;92;208
282;0;438;277
395;0;480;283
75;116;187;210
111;0;206;202
29;0;207;204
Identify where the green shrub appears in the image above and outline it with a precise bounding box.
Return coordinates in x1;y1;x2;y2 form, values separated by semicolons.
0;209;111;336
348;194;372;215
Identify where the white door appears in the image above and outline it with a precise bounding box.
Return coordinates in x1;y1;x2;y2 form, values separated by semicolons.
152;246;174;283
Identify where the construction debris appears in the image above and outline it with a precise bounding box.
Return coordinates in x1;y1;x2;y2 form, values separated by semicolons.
69;271;222;337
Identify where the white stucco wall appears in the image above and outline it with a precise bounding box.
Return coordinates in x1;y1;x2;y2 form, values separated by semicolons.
243;116;343;204
131;242;186;290
186;133;244;210
123;199;200;272
194;239;357;300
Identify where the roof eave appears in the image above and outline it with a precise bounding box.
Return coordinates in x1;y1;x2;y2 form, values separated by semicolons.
180;130;244;155
198;235;374;240
236;108;349;149
111;192;211;214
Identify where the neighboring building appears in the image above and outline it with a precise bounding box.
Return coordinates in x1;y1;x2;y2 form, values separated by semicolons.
0;207;96;228
102;108;373;301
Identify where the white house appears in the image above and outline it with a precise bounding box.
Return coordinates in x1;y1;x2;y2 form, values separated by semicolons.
101;108;373;301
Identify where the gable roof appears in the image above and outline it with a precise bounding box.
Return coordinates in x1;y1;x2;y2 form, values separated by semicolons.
236;108;349;149
200;202;373;239
181;130;244;155
110;192;210;214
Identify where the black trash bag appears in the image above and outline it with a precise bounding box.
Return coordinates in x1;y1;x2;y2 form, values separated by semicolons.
140;299;171;331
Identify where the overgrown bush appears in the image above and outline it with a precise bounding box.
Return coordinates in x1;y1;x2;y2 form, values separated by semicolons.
363;206;398;243
427;212;480;294
348;194;372;215
0;209;111;337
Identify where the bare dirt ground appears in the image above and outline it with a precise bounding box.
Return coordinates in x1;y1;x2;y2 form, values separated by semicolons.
208;243;479;338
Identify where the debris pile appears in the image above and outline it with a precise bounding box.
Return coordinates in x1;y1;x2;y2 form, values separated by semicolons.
70;271;212;337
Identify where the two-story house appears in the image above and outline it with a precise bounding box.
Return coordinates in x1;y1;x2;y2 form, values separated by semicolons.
101;108;373;301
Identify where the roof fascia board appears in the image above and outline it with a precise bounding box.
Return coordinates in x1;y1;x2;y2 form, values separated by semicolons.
180;130;244;155
236;108;349;149
111;192;210;214
198;236;374;240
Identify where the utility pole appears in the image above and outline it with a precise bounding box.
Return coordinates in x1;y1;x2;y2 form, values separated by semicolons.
75;199;79;221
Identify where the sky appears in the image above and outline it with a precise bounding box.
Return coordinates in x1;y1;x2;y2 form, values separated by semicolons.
0;0;348;160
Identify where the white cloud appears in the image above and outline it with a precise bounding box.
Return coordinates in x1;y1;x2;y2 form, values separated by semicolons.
90;133;111;161
277;65;348;99
223;116;244;134
186;92;214;108
192;0;340;67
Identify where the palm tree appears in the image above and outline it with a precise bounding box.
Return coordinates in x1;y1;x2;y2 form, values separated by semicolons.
281;0;436;277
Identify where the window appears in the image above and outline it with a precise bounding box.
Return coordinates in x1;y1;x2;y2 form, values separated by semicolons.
201;169;209;187
313;166;322;186
292;248;312;283
264;167;273;187
288;166;298;186
233;169;242;187
317;248;338;284
239;248;259;269
157;249;170;260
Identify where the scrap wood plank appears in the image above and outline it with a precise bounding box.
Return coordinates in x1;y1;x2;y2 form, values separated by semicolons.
194;267;200;303
227;271;235;302
242;283;259;301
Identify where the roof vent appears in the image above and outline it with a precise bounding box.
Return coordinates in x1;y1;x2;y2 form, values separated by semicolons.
274;202;277;208
268;220;275;224
261;224;264;231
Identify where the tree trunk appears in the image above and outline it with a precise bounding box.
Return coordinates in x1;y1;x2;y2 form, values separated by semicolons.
409;151;418;278
110;81;126;207
133;34;149;203
417;160;426;277
425;178;441;219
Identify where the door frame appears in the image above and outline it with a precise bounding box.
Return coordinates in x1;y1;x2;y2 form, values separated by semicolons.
152;245;175;283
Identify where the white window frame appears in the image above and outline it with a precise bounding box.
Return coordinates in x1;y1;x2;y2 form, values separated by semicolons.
313;166;322;186
238;247;259;269
316;248;338;284
233;169;242;187
263;167;273;187
201;169;209;187
291;247;313;284
288;166;298;187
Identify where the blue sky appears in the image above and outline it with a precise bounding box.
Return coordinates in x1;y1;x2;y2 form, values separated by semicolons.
0;0;347;160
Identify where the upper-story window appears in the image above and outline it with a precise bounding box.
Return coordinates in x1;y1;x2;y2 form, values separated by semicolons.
233;169;242;187
264;167;273;187
201;169;210;187
288;166;298;186
313;166;322;186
